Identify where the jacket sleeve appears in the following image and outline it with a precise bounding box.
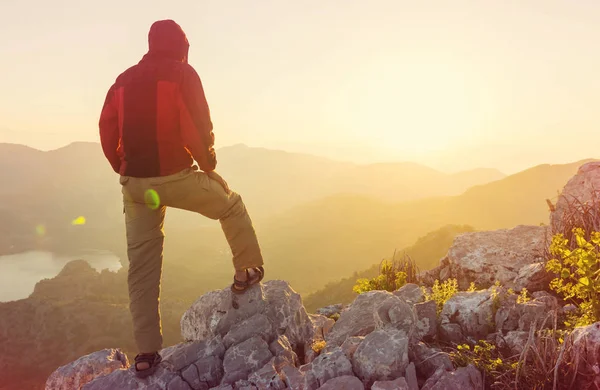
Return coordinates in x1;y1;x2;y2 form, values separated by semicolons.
178;65;217;172
99;84;121;174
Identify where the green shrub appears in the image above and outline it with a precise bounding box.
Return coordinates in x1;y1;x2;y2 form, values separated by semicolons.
545;228;600;327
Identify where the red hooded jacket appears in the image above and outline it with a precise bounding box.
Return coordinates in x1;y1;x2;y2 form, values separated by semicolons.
99;20;216;177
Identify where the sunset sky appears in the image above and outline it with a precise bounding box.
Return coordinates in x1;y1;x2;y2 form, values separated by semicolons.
0;0;598;173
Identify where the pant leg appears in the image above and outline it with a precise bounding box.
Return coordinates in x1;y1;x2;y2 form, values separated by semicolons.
158;169;264;271
121;176;166;353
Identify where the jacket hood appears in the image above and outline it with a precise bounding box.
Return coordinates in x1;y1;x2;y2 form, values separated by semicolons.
146;20;189;63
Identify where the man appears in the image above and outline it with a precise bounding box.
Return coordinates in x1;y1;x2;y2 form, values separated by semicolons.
99;20;264;378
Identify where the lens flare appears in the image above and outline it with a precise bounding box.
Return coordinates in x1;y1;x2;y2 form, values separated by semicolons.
35;225;46;236
144;189;160;210
72;216;86;225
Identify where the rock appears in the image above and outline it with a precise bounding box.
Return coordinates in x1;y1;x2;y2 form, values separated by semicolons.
503;331;529;355
161;337;226;371
513;262;552;292
414;300;437;340
517;295;559;331
247;359;286;390
404;362;419;390
316;375;364;390
409;342;453;379
440;290;494;343
45;349;129;390
280;365;305;390
371;377;409;390
421;365;483;390
567;321;600;389
181;364;205;390
340;336;364;361
194;356;224;388
182;281;316;357
352;329;409;387
551;161;600;233
82;365;177;390
394;284;424;304
222;336;273;385
209;385;233;390
326;291;414;347
315;304;344;318
445;225;550;290
309;314;335;339
301;348;354;390
223;314;273;349
269;335;299;367
168;376;192;390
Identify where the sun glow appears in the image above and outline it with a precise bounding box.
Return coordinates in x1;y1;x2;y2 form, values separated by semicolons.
334;57;493;155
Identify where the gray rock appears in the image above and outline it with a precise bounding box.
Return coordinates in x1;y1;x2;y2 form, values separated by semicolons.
409;342;453;379
194;356;224;388
352;329;409;387
222;336;273;385
445;225;550;290
181;364;204;390
439;323;464;345
414;300;437;340
421;365;483;390
223;314;273;349
317;376;364;390
513;262;552;292
168;376;192;390
309;314;335;339
503;331;529;355
269;335;298;367
81;365;177;390
46;349;129;390
209;385;233;390
247;359;286;390
371;378;409;390
405;363;419;390
280;365;305;390
181;284;267;342
162;337;226;371
326;291;414;347
301;348;354;390
551;161;600;233
340;336;364;361
440;290;494;343
394;283;424;304
567;321;600;389
315;304;344;318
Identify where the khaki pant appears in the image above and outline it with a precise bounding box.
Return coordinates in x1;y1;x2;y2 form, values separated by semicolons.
120;166;263;353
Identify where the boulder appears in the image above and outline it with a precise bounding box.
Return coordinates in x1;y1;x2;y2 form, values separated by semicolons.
409;342;453;379
444;225;550;290
414;300;437;340
45;349;128;390
316;375;364;390
567;321;600;389
551;161;600;233
300;348;354;390
181;281;317;358
440;290;494;344
394;284;425;304
222;336;273;385
326;291;415;347
315;304;344;318
371;377;409;390
351;329;409;387
421;365;483;390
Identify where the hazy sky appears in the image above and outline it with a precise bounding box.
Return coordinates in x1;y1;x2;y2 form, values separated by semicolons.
0;0;598;173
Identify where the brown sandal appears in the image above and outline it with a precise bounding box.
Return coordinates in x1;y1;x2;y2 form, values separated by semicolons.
133;352;162;378
231;266;264;294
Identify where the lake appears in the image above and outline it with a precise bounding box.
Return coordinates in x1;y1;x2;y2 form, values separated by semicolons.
0;250;122;302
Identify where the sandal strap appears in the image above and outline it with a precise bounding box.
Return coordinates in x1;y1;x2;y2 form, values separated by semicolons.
135;352;160;364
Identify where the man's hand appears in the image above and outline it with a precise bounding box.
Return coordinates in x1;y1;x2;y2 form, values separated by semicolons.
206;171;231;194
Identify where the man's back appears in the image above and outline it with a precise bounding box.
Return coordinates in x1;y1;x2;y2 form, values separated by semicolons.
99;20;216;178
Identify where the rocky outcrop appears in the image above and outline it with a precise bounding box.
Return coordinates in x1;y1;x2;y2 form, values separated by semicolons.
566;321;600;389
551;161;600;233
45;349;128;390
440;225;550;290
